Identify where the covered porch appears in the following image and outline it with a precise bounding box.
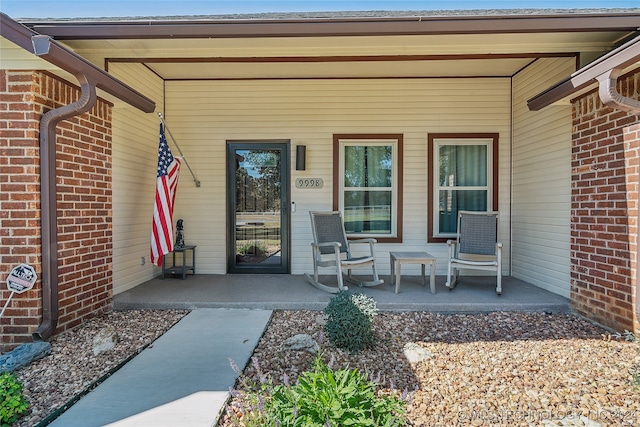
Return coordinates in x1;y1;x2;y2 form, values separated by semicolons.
113;274;570;313
4;9;638;349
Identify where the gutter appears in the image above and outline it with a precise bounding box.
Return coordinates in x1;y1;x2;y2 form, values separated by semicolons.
596;67;640;113
527;34;640;111
0;13;155;341
22;11;640;40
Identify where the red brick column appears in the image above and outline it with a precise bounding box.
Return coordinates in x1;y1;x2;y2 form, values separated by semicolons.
571;69;640;333
623;119;640;335
626;121;640;335
0;70;42;350
0;71;113;351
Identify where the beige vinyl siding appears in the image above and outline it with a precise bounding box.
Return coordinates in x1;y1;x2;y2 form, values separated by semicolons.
0;39;59;70
164;78;511;275
109;63;163;294
511;57;574;298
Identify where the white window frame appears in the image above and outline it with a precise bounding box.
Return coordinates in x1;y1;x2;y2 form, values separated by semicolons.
336;136;400;241
432;137;495;239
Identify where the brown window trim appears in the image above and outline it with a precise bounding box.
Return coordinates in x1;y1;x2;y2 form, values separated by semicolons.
333;134;403;244
427;133;499;244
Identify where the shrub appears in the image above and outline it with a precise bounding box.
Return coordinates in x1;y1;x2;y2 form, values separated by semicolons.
226;354;406;427
236;240;267;255
0;372;29;427
324;290;378;353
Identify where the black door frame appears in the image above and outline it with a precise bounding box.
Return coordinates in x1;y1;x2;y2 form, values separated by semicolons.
226;140;291;274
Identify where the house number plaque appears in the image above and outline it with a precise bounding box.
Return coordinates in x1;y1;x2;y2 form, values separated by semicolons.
295;178;323;189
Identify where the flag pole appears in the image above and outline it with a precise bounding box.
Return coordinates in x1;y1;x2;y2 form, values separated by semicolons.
158;112;201;187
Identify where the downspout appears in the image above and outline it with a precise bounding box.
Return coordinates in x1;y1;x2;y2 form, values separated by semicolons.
595;67;640;333
32;73;97;341
596;68;640;114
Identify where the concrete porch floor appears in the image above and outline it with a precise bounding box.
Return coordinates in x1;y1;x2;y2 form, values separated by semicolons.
113;274;570;313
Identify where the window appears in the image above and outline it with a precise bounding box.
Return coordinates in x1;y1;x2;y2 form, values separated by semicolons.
333;134;403;243
428;133;498;242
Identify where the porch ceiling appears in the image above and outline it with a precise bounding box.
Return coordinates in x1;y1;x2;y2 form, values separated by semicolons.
69;31;631;80
8;11;639;81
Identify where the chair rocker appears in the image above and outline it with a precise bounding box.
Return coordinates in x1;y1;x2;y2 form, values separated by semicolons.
446;210;503;294
304;211;384;293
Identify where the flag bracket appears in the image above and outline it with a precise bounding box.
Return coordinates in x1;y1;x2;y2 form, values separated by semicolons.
158;112;201;187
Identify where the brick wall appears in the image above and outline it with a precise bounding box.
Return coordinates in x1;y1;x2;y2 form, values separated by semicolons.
571;69;640;333
0;70;113;351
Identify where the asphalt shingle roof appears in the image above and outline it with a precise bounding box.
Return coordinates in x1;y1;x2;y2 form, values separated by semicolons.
15;8;640;23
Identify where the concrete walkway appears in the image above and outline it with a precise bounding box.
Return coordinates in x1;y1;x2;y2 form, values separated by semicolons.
46;309;272;427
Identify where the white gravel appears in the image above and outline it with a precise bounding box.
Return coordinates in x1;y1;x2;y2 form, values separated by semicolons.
8;309;640;427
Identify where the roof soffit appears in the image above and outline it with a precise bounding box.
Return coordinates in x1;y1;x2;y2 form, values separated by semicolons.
62;32;629;57
62;31;628;80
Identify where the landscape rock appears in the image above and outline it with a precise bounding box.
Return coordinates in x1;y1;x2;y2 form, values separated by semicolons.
315;313;327;326
92;325;119;355
283;333;319;354
403;341;433;365
0;341;52;373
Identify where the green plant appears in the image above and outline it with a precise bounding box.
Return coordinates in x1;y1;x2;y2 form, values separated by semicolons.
324;290;378;353
226;354;406;427
267;353;405;426
0;372;29;427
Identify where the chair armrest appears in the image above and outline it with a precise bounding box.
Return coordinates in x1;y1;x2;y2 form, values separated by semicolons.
349;238;377;257
349;238;377;245
311;241;342;259
312;241;342;249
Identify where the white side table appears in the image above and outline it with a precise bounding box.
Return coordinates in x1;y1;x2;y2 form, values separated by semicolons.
389;252;436;294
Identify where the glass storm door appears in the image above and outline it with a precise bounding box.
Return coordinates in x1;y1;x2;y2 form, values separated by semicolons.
227;141;290;273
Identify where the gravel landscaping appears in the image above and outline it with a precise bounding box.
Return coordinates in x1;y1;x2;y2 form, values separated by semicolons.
218;310;640;427
8;309;640;427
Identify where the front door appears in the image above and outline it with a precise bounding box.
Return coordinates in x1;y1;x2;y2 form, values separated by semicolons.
227;141;290;273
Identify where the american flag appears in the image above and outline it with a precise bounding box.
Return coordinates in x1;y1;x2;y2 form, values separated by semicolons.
150;123;181;266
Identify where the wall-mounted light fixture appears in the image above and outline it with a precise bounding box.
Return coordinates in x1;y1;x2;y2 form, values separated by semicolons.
296;145;306;171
